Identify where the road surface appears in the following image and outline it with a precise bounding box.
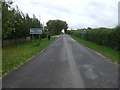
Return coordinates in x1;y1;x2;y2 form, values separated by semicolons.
3;35;118;88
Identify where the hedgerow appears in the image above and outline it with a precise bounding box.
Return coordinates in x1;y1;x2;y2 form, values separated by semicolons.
67;27;120;51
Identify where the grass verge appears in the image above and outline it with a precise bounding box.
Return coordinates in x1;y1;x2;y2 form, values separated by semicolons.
2;37;57;77
70;35;119;63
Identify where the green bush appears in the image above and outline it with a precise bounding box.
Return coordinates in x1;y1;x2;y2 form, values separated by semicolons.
41;31;51;38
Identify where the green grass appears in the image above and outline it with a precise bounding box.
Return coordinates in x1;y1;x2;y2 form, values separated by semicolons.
2;37;57;76
70;35;119;63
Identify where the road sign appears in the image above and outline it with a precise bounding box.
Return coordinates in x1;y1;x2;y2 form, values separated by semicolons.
30;28;42;34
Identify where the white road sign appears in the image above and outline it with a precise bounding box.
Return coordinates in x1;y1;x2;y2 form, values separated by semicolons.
30;28;42;34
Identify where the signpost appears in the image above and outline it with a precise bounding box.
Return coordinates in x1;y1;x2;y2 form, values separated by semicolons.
30;28;42;34
30;28;42;41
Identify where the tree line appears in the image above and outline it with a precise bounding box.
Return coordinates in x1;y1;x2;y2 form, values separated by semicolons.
2;1;42;40
2;1;68;41
67;27;120;51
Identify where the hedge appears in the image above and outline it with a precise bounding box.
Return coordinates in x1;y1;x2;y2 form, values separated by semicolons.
67;27;120;51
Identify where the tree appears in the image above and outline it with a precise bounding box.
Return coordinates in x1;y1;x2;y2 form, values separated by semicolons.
46;20;68;35
2;1;16;39
2;1;42;40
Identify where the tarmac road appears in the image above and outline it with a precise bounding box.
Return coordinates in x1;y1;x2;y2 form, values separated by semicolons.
2;34;118;88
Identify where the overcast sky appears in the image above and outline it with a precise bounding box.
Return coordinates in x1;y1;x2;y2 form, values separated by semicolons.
11;0;119;29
